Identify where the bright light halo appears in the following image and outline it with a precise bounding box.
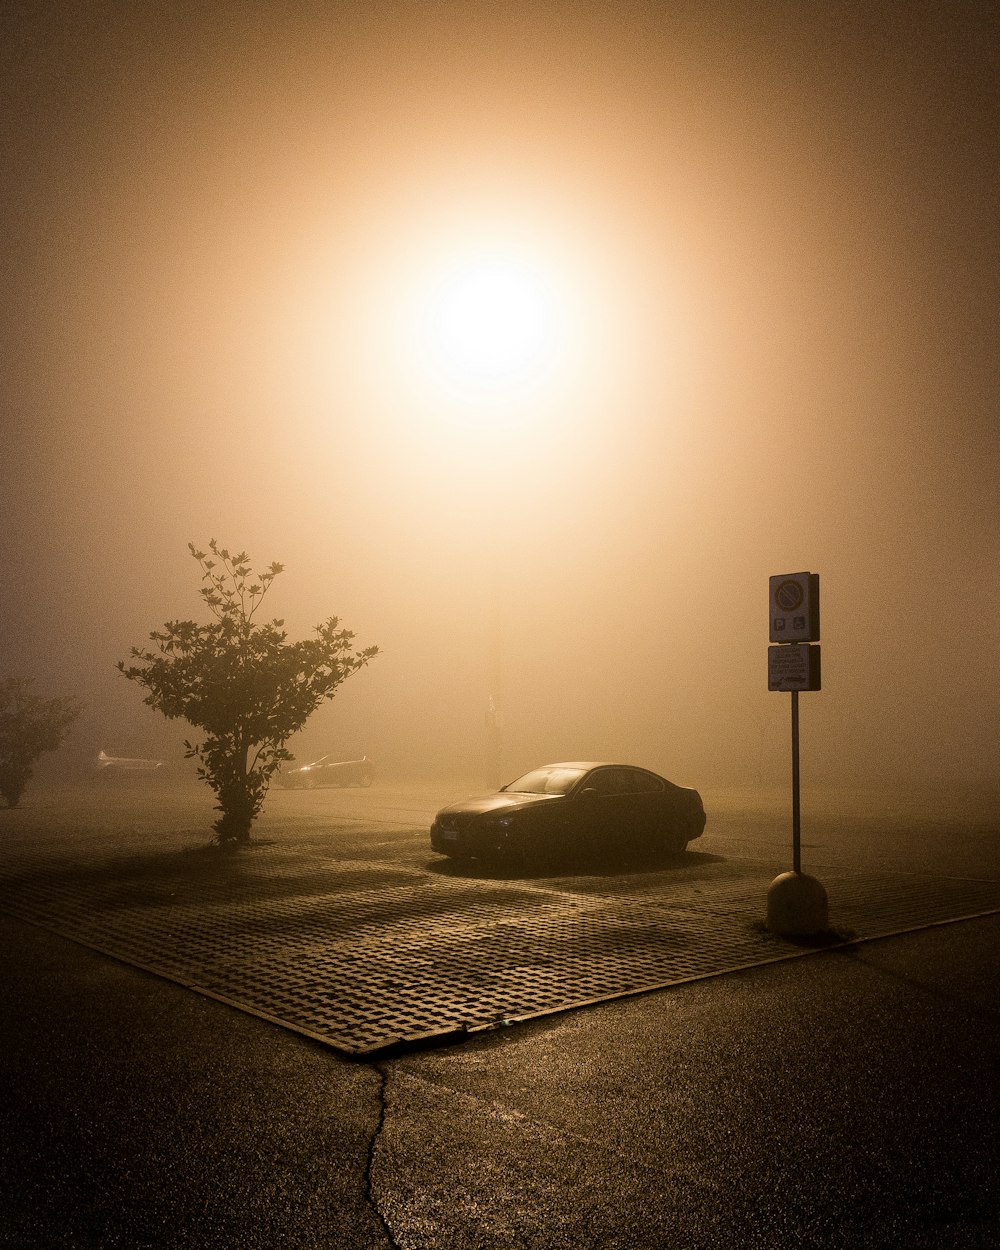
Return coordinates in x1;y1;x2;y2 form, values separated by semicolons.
411;245;567;406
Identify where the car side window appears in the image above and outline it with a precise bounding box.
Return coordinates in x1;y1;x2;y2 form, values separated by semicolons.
627;769;664;794
589;768;627;796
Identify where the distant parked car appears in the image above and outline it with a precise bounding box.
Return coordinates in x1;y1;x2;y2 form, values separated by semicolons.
430;761;705;864
278;753;374;789
95;749;166;775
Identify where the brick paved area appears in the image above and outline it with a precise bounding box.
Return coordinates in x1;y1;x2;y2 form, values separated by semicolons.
3;830;999;1054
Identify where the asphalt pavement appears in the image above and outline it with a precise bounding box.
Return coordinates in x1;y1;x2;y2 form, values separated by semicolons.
1;782;998;1249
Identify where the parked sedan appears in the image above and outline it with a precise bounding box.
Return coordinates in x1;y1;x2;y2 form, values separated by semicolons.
277;753;373;789
430;761;705;864
95;749;166;775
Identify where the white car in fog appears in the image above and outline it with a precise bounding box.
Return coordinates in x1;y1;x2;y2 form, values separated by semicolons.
95;750;165;774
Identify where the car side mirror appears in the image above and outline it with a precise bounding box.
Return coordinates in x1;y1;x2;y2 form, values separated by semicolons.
578;787;598;799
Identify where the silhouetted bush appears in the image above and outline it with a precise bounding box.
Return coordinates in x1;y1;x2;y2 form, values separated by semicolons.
119;541;377;849
0;678;83;807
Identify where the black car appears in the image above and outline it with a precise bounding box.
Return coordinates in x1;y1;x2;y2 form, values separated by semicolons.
430;761;705;864
277;754;373;789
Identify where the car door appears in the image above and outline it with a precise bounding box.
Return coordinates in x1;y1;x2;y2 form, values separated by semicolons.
580;767;645;854
621;768;670;847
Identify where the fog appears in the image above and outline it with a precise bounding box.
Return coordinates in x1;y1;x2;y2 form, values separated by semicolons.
2;1;997;794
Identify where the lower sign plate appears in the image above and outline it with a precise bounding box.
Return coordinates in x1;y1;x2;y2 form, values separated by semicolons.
768;643;821;691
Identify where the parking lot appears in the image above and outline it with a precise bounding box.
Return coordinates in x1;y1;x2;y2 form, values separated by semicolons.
3;778;1000;1248
2;780;997;1054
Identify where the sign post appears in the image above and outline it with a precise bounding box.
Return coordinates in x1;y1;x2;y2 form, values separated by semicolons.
766;571;829;935
791;689;800;873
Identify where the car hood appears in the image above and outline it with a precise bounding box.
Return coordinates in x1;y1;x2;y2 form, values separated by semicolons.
437;792;559;818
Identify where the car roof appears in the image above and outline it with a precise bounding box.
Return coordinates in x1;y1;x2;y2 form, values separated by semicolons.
530;761;660;774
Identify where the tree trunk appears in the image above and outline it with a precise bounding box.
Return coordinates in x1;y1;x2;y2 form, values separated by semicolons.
0;766;28;808
212;747;255;848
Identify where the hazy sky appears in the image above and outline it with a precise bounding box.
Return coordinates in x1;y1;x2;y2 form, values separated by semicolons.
2;0;997;790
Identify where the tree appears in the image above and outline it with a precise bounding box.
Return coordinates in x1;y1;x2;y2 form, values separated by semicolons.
118;541;378;848
0;678;83;808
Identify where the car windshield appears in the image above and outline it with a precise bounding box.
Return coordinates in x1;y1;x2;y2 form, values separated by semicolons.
502;766;587;795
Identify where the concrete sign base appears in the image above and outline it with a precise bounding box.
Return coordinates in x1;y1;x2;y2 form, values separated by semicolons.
767;870;830;936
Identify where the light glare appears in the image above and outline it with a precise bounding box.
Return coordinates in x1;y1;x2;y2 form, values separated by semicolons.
419;252;561;396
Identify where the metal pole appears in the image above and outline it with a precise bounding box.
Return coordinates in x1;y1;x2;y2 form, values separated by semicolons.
486;590;503;789
791;688;801;873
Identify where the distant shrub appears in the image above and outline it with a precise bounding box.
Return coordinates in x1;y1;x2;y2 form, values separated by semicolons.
0;678;83;808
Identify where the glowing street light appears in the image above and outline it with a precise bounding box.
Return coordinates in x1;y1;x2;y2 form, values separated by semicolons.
401;237;580;781
289;188;673;784
384;225;596;441
416;248;565;403
318;205;629;781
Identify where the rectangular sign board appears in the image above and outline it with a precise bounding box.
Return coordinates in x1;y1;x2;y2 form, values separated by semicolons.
768;643;821;691
769;572;820;642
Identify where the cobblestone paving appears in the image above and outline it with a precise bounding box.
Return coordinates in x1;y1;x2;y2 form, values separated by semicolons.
3;840;999;1054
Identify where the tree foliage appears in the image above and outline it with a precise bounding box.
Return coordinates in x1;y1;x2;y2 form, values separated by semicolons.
118;541;378;847
0;678;83;808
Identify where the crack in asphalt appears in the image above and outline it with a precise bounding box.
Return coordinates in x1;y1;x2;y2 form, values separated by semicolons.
366;1061;402;1249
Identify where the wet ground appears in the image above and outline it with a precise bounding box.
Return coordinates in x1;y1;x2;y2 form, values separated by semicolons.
1;780;998;1247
